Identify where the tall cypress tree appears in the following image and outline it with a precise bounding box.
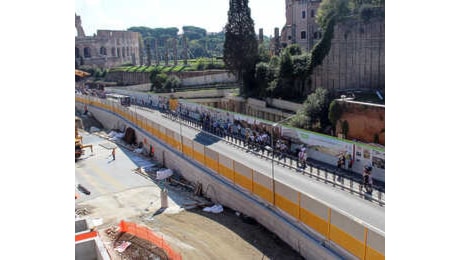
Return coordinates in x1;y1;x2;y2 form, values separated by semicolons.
224;0;258;96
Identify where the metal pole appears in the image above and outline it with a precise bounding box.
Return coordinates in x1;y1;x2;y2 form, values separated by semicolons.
179;116;183;153
268;115;295;206
271;126;275;205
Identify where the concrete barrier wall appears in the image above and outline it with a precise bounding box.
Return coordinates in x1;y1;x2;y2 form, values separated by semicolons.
330;209;366;258
182;137;193;158
252;170;273;204
204;147;219;173
217;154;234;182
192;141;205;165
233;161;252;192
300;194;329;237
76;95;384;260
366;229;385;260
275;182;299;220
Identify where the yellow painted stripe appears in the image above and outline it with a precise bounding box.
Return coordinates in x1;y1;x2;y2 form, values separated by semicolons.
205;156;219;172
218;164;234;181
234;171;252;191
193;151;205;165
275;194;299;219
330;224;364;258
366;246;385;260
253;182;272;203
183;145;193;158
299;207;328;237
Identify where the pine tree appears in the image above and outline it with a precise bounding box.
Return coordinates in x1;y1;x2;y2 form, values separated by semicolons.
223;0;259;96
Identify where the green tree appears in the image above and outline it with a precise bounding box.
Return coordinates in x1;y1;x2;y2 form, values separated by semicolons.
149;68;167;91
275;48;294;99
316;0;350;30
286;44;302;56
291;88;331;130
258;44;270;63
182;26;207;40
291;53;311;97
254;62;272;97
164;75;182;92
328;100;343;134
223;0;259;96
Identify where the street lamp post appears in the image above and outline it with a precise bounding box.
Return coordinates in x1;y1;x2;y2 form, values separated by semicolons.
178;101;183;154
270;114;296;206
179;114;183;153
271;124;277;205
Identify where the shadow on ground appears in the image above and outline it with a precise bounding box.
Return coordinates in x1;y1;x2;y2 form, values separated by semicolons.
183;205;304;259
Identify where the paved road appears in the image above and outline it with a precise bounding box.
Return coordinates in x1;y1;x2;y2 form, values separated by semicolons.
75;132;156;201
130;106;385;232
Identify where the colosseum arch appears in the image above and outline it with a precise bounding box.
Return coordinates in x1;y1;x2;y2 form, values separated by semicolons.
111;47;116;57
75;47;81;58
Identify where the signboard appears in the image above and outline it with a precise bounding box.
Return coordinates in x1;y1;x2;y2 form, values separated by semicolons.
297;130;353;157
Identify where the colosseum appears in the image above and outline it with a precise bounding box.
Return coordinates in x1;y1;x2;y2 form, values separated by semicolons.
75;14;141;68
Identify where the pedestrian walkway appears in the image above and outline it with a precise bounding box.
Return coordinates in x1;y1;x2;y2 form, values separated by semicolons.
166;109;385;205
115;104;385;205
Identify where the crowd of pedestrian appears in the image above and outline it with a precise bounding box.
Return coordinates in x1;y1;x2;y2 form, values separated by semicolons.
94;91;378;193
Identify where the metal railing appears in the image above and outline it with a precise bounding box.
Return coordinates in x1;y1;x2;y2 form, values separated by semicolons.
141;105;385;206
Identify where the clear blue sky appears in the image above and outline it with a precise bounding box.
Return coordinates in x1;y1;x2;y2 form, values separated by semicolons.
75;0;286;37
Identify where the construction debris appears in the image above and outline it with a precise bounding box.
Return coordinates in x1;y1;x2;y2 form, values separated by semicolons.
75;207;90;216
203;204;224;214
77;184;91;195
104;225;120;240
156;168;173;180
114;241;132;253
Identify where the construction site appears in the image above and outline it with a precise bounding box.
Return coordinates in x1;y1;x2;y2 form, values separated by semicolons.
75;110;305;259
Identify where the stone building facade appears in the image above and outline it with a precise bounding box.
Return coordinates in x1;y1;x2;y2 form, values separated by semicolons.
75;14;141;68
280;0;322;51
310;16;385;91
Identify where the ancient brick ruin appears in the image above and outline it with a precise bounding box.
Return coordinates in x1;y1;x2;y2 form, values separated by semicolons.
75;14;141;68
310;16;385;91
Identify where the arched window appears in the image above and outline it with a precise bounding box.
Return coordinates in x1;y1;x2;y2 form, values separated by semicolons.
84;47;91;58
122;47;125;57
100;46;107;55
111;47;116;57
75;47;80;58
117;48;120;57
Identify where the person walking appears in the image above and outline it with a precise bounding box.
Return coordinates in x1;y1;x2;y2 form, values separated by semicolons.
111;148;116;161
362;165;373;193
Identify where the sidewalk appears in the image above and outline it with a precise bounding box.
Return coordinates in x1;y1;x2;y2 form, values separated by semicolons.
306;157;385;192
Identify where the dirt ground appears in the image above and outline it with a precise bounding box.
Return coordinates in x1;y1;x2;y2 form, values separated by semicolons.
75;109;304;259
77;180;304;260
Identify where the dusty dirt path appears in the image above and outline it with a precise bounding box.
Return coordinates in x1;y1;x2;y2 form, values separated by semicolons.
77;184;303;260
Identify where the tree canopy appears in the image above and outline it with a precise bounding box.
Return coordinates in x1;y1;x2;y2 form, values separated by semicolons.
290;87;331;130
223;0;259;96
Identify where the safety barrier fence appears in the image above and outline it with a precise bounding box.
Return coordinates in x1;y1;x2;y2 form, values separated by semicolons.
75;230;98;242
119;220;182;260
76;95;384;259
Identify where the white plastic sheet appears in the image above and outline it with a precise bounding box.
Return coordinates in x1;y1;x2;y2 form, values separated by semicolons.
156;169;173;180
203;204;223;213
